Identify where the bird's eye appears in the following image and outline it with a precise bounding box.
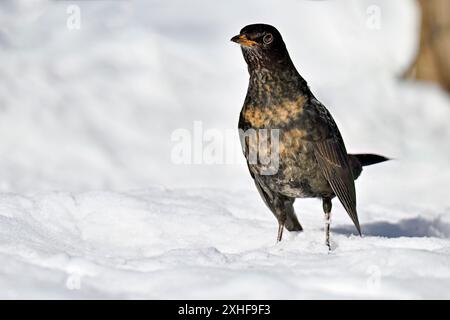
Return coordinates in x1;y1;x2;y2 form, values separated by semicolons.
263;33;273;44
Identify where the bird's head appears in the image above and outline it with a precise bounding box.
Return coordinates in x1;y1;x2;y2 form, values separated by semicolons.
231;24;283;49
231;24;291;73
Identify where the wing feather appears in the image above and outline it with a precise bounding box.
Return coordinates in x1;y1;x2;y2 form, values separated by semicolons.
314;138;361;235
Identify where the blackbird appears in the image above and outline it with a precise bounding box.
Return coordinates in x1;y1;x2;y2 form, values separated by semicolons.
231;24;388;247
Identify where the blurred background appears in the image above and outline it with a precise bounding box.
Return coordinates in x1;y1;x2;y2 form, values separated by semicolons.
0;0;449;207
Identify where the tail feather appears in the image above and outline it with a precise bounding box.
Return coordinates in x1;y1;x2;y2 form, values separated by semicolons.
349;153;390;179
352;153;390;167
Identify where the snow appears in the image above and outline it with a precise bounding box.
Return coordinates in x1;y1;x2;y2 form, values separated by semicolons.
2;188;450;299
0;0;450;299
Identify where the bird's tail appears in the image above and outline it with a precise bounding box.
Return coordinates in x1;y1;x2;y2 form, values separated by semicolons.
351;153;390;167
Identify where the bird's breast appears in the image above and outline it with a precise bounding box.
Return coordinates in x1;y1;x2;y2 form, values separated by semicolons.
241;95;306;129
240;111;333;198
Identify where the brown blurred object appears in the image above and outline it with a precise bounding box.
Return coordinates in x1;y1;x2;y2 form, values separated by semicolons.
405;0;450;92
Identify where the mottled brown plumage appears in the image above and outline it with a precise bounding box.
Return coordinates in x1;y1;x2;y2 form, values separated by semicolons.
232;24;388;247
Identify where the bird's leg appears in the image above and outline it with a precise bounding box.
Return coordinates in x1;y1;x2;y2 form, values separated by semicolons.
277;208;287;242
277;213;286;242
323;198;332;250
277;222;284;242
268;195;295;243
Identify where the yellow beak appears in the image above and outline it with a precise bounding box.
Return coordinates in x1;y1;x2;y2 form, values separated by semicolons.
230;34;257;47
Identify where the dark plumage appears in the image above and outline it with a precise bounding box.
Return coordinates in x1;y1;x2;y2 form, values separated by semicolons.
231;24;389;247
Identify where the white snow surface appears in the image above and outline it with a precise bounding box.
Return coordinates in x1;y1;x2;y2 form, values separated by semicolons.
1;0;450;299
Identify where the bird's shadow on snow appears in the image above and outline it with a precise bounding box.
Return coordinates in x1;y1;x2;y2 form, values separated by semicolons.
333;216;450;239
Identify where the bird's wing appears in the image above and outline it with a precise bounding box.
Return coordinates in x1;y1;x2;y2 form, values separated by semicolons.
314;138;360;234
305;100;361;234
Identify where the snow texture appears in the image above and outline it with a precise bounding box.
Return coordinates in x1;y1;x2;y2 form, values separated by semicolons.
0;0;450;299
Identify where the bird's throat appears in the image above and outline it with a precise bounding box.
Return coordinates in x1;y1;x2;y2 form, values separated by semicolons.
246;67;310;108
